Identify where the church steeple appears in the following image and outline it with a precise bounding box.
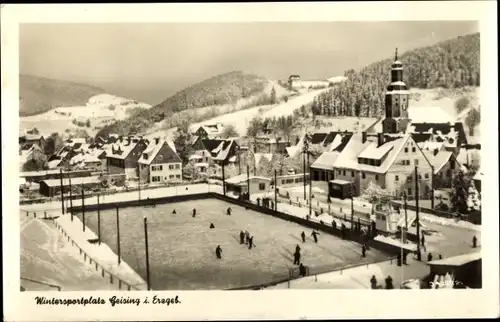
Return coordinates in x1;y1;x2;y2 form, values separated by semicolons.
382;48;410;134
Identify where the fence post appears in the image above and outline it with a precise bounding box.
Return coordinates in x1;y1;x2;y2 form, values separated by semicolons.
26;211;28;217
34;212;36;218
44;211;47;219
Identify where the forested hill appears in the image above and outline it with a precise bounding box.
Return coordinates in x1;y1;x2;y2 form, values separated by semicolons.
96;71;270;137
311;32;480;118
20;74;105;117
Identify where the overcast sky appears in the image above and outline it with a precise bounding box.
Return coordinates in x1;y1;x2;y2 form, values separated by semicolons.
20;21;478;105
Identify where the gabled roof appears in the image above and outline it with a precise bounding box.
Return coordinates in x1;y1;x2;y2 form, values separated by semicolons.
138;140;180;165
358;142;394;160
311;152;340;170
106;139;144;160
201;139;223;153
333;133;412;174
331;134;353;152
423;150;454;173
311;133;328;145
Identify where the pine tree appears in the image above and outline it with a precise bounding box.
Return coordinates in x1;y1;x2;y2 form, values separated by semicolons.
450;170;471;213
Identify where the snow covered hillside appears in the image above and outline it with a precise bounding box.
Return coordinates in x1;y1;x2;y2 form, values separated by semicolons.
20;94;151;136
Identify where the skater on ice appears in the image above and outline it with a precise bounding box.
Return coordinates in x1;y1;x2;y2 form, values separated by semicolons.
239;231;245;244
210;223;215;229
301;231;306;243
215;245;222;259
311;230;320;243
192;208;197;218
226;207;232;216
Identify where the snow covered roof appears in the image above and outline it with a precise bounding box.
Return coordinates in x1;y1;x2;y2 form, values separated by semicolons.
138;139;179;165
358;142;394;160
226;174;271;185
41;176;101;188
47;159;62;169
428;252;481;267
330;179;351;185
311;152;340;170
423;150;454;173
333;133;411;174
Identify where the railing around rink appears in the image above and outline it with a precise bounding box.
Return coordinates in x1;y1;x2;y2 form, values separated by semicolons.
51;219;145;291
20;277;62;291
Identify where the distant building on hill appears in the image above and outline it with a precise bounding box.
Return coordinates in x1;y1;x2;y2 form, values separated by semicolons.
193;123;225;138
288;75;302;90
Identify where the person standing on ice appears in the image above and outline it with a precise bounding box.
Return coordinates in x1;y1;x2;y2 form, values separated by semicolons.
245;230;250;244
192;208;197;218
361;244;367;258
293;249;301;265
295;244;301;254
301;231;306;243
215;245;222;259
172;209;176;214
311;230;320;243
472;235;478;248
239;231;245;244
227;207;232;216
248;236;255;249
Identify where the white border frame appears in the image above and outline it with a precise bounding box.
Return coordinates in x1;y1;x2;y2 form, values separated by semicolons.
2;2;498;320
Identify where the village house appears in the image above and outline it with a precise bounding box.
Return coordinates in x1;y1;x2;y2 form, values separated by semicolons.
225;174;271;196
422;149;462;190
19;143;44;170
328;132;433;199
191;138;240;166
288;75;302;90
105;136;149;179
19;129;46;151
192;123;225;138
254;136;289;154
138;138;182;184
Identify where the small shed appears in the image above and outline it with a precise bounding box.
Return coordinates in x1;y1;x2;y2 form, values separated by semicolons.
328;179;353;200
39;176;102;197
225;174;271;196
427;252;481;288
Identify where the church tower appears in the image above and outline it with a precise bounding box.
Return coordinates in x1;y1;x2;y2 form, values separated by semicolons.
382;48;410;134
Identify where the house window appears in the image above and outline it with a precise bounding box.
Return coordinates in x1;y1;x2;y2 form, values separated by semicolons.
343;170;346;176
362;173;366;179
351;171;355;177
418;174;422;179
395;175;399;181
447;169;452;177
404;147;408;153
450;161;455;169
152;176;161;182
408;188;412;195
412;147;416;153
425;173;429;179
281;180;286;184
375;175;379;181
169;165;174;170
176;175;181;179
175;164;180;169
415;159;419;166
259;183;266;191
169;175;174;179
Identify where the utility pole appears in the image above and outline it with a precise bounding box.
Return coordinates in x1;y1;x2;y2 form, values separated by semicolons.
274;169;278;212
138;165;141;206
116;206;121;265
81;183;85;232
403;191;408;243
303;147;307;200
247;164;250;200
97;194;101;245
69;175;73;222
59;169;65;215
430;165;435;210
415;165;421;261
308;164;312;217
222;162;226;196
351;183;354;231
144;216;151;291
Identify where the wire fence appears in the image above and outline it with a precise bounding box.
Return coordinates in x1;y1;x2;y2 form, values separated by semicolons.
20;277;62;291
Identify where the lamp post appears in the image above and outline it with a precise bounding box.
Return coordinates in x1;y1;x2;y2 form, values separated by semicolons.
247;164;250;200
222;162;226;196
274;169;278;212
144;216;151;291
81;182;85;232
59;169;65;215
97;194;101;245
69;175;73;222
415;166;421;261
116;206;121;265
350;183;354;231
430;165;435;210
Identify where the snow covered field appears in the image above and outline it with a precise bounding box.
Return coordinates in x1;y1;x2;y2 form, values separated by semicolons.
20;93;151;135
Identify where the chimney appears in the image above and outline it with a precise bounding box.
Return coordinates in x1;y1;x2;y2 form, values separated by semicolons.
433;148;439;156
377;133;385;147
362;132;367;143
154;137;160;145
126;137;131;146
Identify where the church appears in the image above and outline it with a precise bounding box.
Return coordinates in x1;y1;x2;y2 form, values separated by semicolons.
311;49;465;199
